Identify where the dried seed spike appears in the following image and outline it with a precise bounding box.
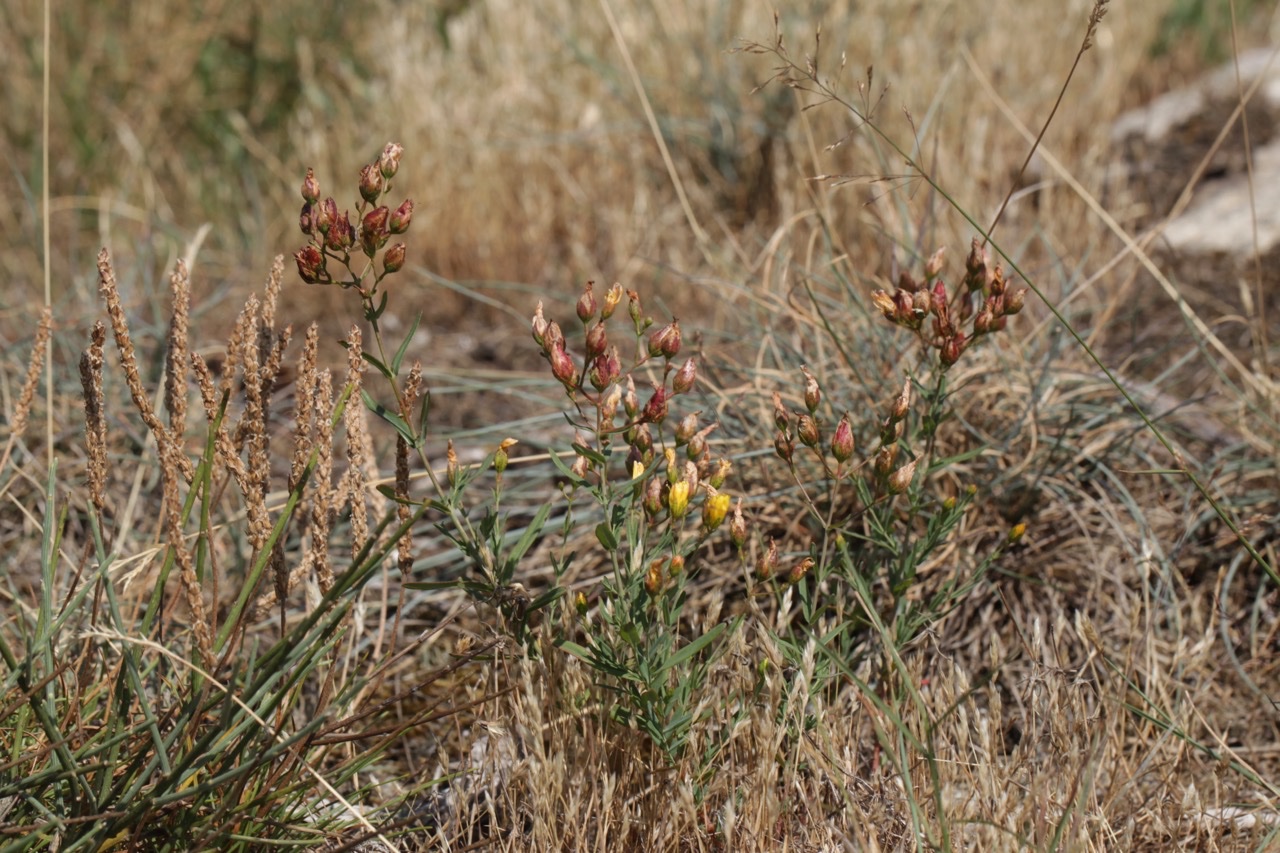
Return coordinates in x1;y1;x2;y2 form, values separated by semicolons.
7;306;52;450
98;249;190;482
79;321;107;511
221;294;258;400
310;370;335;595
161;434;212;663
261;255;285;333
165;260;190;441
289;324;319;491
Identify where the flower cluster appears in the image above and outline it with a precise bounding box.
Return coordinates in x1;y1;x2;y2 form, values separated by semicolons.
294;143;414;293
871;240;1027;367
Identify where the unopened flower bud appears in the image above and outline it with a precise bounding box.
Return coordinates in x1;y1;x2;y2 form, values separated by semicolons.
755;537;779;580
576;281;597;323
494;438;517;475
299;203;316;236
628;289;644;331
643;476;664;516
729;500;747;549
624;376;639;418
574;591;588;616
774;432;794;464
601;283;624;319
326;210;354;251
361;206;390;257
1003;287;1027;315
294;246;325;284
891;377;911;423
940;333;966;367
389;199;414;234
664;448;678;482
831;413;854;463
675;412;699;445
912;289;933;317
531;302;549;347
671;358;697;394
585;321;608;359
795;413;820;448
973;306;994;335
683;461;699;497
641;386;669;424
668;554;685;577
601;384;622;426
667;479;690;519
1008;522;1027;543
631;422;653;454
359;163;383;203
874;443;899;479
886;458;917;494
772;392;790;433
378;142;404;180
925;246;946;280
315;197;338;234
588;349;620;391
647;320;681;359
800;366;820;413
549;342;578;388
383;243;407;274
702;490;731;532
446;440;459;487
301;167;320;204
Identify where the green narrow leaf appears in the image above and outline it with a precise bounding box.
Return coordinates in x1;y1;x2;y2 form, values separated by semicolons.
595;522;617;551
508;503;553;566
362;389;415;444
361;351;394;380
391;312;423;375
658;621;728;675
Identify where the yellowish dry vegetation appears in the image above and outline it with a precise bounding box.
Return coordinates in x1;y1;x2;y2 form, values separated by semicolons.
2;1;1279;850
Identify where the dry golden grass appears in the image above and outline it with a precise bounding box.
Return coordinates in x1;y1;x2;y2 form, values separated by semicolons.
3;1;1279;850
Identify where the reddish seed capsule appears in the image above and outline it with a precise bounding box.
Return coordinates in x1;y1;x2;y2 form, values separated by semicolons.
382;243;406;274
831;413;854;463
294;245;325;284
576;281;597;323
378;142;404;180
672;358;697;394
389;199;414;234
301;167;320;204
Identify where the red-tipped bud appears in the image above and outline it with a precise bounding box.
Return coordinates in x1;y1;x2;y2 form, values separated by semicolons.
1003;287;1027;315
774;432;794;464
588;350;620;391
831;413;855;463
729;500;747;549
643;476;664;517
675;412;699;446
886;459;917;494
672;358;697;394
668;554;685;577
294;245;325;284
755;537;779;580
359;163;384;203
299;203;316;236
932;278;948;305
531;302;549;347
576;281;597;323
800;366;820;413
973;306;995;335
641;386;669;424
647;320;681;359
389;199;414;234
378;142;404;180
772;392;790;433
925;246;946;280
585;321;608;359
301;167;320;204
795;413;820;448
602;282;624;319
548;342;578;388
361;206;390;257
940;333;966;367
382;243;406;274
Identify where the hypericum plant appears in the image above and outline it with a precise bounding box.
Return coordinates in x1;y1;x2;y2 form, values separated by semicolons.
532;283;743;758
765;244;1027;673
295;144;560;641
